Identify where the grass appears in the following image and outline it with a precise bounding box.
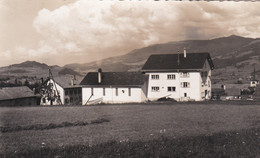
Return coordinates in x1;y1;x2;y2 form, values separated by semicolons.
0;104;260;157
1;128;259;158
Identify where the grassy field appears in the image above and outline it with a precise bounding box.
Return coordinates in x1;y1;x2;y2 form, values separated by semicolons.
0;103;260;157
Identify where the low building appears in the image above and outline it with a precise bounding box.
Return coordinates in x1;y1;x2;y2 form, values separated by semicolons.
80;70;148;105
0;86;39;106
40;76;82;105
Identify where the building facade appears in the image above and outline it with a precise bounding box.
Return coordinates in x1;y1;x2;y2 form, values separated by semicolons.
141;52;214;101
78;52;215;104
80;71;148;105
40;77;82;105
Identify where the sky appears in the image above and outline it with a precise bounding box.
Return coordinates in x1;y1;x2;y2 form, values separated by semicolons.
1;0;260;67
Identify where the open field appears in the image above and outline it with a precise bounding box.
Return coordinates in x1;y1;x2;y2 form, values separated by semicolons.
0;103;260;157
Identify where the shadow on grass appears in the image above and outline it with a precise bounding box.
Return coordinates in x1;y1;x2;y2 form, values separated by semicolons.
2;128;259;158
0;118;109;133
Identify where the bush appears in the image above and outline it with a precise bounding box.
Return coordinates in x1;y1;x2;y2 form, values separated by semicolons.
0;118;109;133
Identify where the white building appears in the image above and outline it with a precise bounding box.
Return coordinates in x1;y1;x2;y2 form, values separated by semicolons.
40;76;82;105
141;52;214;101
80;70;148;105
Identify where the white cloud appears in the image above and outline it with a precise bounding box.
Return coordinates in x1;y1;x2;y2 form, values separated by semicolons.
2;50;11;58
2;1;260;67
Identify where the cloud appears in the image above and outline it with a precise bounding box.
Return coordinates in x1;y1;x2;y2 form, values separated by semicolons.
2;1;260;67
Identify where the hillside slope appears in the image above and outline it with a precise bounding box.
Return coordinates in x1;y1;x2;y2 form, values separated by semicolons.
65;35;260;83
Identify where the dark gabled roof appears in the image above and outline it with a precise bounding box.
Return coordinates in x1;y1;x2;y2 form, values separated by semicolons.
52;77;81;88
0;86;36;101
41;76;81;89
80;72;148;87
141;53;214;71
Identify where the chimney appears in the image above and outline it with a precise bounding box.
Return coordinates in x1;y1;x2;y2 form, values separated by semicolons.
71;79;74;86
184;47;187;58
98;68;102;83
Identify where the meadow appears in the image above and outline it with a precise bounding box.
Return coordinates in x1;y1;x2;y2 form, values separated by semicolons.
0;103;259;157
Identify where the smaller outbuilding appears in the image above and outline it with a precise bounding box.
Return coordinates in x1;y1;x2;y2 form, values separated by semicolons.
40;76;82;105
80;69;148;105
0;86;39;106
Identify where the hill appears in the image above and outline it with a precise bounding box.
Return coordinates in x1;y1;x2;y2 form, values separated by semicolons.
58;68;82;76
0;61;81;80
65;35;260;84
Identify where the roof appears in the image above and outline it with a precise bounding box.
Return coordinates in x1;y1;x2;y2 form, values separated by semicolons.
51;76;81;88
141;53;214;72
0;86;36;101
80;72;148;87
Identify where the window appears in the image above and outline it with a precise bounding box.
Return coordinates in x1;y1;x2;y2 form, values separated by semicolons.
151;87;160;92
181;72;189;78
103;88;105;96
181;82;190;88
116;88;118;96
65;90;68;95
128;88;131;96
151;75;159;80
208;81;210;87
167;74;176;80
167;87;176;92
184;93;187;97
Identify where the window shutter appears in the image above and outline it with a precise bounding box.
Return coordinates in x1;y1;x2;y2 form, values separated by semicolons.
181;82;183;87
188;82;190;87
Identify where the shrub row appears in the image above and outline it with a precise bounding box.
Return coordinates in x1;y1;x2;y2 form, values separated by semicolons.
0;118;110;133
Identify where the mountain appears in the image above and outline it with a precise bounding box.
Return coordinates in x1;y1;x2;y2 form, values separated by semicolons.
58;68;82;76
9;61;50;69
1;35;259;84
65;35;260;84
0;61;81;79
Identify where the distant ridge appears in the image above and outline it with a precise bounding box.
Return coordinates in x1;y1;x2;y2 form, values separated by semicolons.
0;35;259;83
64;35;259;83
9;61;50;69
0;60;81;78
58;68;82;76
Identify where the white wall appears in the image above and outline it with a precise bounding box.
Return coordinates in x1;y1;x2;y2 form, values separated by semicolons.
146;60;213;101
146;72;202;101
82;87;146;105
